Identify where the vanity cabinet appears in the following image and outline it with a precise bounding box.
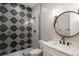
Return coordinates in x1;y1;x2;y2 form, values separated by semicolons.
40;41;69;56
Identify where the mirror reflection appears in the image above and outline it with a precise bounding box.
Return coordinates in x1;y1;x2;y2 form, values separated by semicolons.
55;11;79;37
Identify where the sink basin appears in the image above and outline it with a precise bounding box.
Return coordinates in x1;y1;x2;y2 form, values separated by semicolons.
47;40;59;45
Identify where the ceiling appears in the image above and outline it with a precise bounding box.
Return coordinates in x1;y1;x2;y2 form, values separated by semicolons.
21;3;38;9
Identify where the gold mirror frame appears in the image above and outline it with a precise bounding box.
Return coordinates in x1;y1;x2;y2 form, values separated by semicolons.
54;11;79;38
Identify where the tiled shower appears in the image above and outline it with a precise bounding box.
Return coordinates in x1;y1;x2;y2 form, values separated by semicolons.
0;3;33;55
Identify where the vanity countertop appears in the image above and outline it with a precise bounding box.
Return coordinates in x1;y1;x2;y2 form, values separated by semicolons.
40;40;79;56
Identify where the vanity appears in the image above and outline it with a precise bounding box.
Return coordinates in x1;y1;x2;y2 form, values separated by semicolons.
39;10;79;56
40;40;79;56
40;10;79;56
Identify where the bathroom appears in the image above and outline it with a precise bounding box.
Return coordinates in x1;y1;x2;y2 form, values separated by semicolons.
1;2;79;56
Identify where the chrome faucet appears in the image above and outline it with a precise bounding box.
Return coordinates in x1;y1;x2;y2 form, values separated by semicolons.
58;36;66;44
59;36;71;46
61;36;65;44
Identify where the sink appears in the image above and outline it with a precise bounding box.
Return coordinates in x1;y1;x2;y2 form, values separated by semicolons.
40;40;79;56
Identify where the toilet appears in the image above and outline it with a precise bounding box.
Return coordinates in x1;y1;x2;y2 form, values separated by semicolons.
29;49;42;56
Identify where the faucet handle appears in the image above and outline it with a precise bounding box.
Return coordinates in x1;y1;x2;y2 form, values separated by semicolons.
63;40;66;44
58;40;62;44
61;36;66;44
67;42;71;46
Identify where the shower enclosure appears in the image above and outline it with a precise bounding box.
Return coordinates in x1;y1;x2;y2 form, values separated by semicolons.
0;3;34;55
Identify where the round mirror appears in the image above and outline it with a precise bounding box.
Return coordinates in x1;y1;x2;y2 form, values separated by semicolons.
54;11;79;37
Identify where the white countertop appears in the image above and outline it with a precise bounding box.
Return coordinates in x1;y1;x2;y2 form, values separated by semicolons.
40;40;79;56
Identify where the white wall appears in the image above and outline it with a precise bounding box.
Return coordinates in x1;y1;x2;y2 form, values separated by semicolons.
40;3;79;42
32;3;79;47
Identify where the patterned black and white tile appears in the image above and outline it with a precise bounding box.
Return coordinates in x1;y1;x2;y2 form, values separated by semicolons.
0;3;32;55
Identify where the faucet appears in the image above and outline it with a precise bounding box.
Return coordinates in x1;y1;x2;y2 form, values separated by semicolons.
59;36;71;46
61;36;65;44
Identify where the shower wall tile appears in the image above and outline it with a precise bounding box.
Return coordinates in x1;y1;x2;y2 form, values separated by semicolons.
19;26;25;31
26;7;32;12
0;5;8;14
0;51;7;56
5;38;13;45
27;39;32;44
27;26;32;31
0;24;8;32
0;3;32;55
27;13;32;18
10;17;18;24
4;4;13;11
10;41;17;48
0;42;8;50
5;45;13;53
15;44;22;50
10;33;18;40
23;16;29;21
10;9;17;16
10;3;17;8
19;40;25;46
0;12;2;16
19;11;25;17
10;25;18;32
19;18;25;24
11;49;17;53
4;12;13;19
27;32;32;38
19;33;25;39
0;15;8;23
20;4;25;10
0;33;8;41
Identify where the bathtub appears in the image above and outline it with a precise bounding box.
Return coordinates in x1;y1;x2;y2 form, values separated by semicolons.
5;48;33;56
